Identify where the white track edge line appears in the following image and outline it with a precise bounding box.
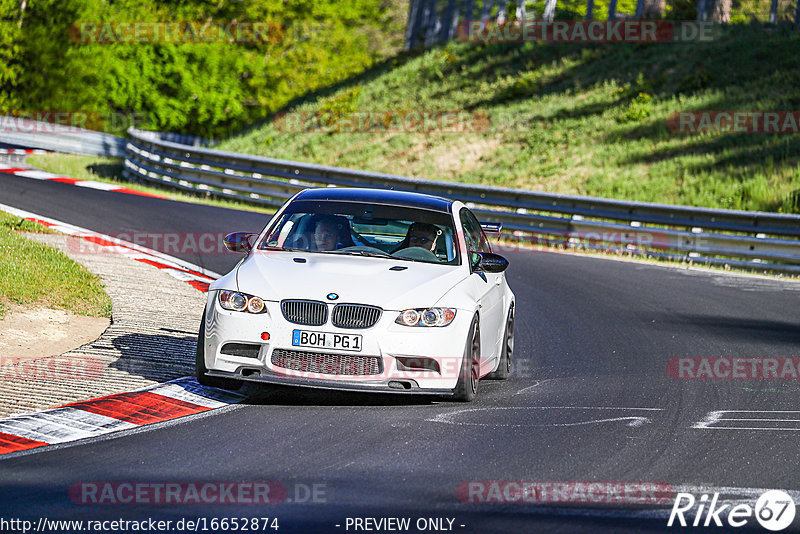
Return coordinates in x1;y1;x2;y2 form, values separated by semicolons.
0;202;223;279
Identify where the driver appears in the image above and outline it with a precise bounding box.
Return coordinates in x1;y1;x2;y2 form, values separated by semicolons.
311;215;352;251
399;222;441;253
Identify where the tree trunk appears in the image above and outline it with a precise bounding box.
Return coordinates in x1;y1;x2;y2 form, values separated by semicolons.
543;0;557;21
712;0;731;22
696;0;709;21
406;0;432;49
464;0;475;21
18;0;27;28
440;0;457;41
608;0;618;20
639;0;666;18
517;0;527;20
480;0;493;20
497;0;508;23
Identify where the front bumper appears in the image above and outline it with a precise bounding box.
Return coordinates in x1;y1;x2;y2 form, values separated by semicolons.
205;369;453;395
201;292;473;393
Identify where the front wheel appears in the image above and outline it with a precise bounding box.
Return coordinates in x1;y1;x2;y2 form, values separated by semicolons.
452;316;480;402
486;304;514;380
195;314;243;391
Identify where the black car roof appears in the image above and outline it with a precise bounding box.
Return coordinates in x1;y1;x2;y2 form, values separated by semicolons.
293;188;455;213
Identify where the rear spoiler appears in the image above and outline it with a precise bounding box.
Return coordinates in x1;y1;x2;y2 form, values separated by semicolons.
480;222;503;235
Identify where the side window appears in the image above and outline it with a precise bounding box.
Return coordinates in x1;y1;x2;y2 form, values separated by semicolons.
460;209;491;253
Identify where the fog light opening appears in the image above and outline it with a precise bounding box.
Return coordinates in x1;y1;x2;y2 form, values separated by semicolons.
396;357;441;373
388;380;412;390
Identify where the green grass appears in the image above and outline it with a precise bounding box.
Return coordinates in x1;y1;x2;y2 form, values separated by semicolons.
219;24;800;214
26;154;276;215
0;211;112;319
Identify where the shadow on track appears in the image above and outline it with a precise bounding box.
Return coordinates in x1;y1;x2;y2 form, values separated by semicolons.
109;330;196;381
243;383;441;407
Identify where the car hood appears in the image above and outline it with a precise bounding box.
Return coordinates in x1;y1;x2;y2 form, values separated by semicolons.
233;250;467;311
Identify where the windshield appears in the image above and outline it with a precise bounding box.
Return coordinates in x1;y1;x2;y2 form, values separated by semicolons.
259;200;460;265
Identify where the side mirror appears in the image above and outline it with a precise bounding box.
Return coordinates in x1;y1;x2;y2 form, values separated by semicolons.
224;232;256;253
470;251;509;273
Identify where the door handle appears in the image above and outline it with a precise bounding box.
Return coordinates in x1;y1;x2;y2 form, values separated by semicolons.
494;277;502;286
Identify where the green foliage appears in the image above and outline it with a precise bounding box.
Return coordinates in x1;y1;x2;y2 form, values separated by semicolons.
665;0;698;19
1;0;404;138
0;214;54;234
524;0;639;19
0;211;112;318
616;92;653;123
676;69;713;94
315;86;362;133
220;24;800;214
497;70;544;100
0;0;22;111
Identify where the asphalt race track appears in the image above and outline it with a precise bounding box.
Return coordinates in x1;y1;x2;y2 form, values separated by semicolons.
1;173;800;533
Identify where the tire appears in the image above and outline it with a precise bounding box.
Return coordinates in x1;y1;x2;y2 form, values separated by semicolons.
195;314;243;391
452;315;480;402
487;304;514;380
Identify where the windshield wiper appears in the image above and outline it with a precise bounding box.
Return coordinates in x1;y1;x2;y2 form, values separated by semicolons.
260;246;304;252
330;250;394;258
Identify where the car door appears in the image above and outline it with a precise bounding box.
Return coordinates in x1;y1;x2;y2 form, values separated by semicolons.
459;208;504;371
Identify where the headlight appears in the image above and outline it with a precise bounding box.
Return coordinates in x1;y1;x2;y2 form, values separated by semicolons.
247;296;265;314
395;308;456;327
219;290;268;314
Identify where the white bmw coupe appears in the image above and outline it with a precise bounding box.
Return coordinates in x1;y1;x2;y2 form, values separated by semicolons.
196;187;515;401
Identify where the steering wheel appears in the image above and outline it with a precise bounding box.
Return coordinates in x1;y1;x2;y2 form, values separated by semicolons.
391;247;439;262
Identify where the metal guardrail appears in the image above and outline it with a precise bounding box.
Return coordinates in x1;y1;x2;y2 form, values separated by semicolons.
124;127;800;275
0;116;127;157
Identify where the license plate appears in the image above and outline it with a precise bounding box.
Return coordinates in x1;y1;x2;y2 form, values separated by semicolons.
292;330;362;352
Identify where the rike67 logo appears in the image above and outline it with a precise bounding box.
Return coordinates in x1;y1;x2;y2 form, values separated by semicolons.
668;490;796;531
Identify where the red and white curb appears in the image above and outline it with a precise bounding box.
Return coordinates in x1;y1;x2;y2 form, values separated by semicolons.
0;163;167;199
0;203;218;293
0;377;244;455
0;206;234;457
0;148;49;155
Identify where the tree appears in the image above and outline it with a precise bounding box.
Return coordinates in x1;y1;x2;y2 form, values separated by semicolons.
638;0;666;17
